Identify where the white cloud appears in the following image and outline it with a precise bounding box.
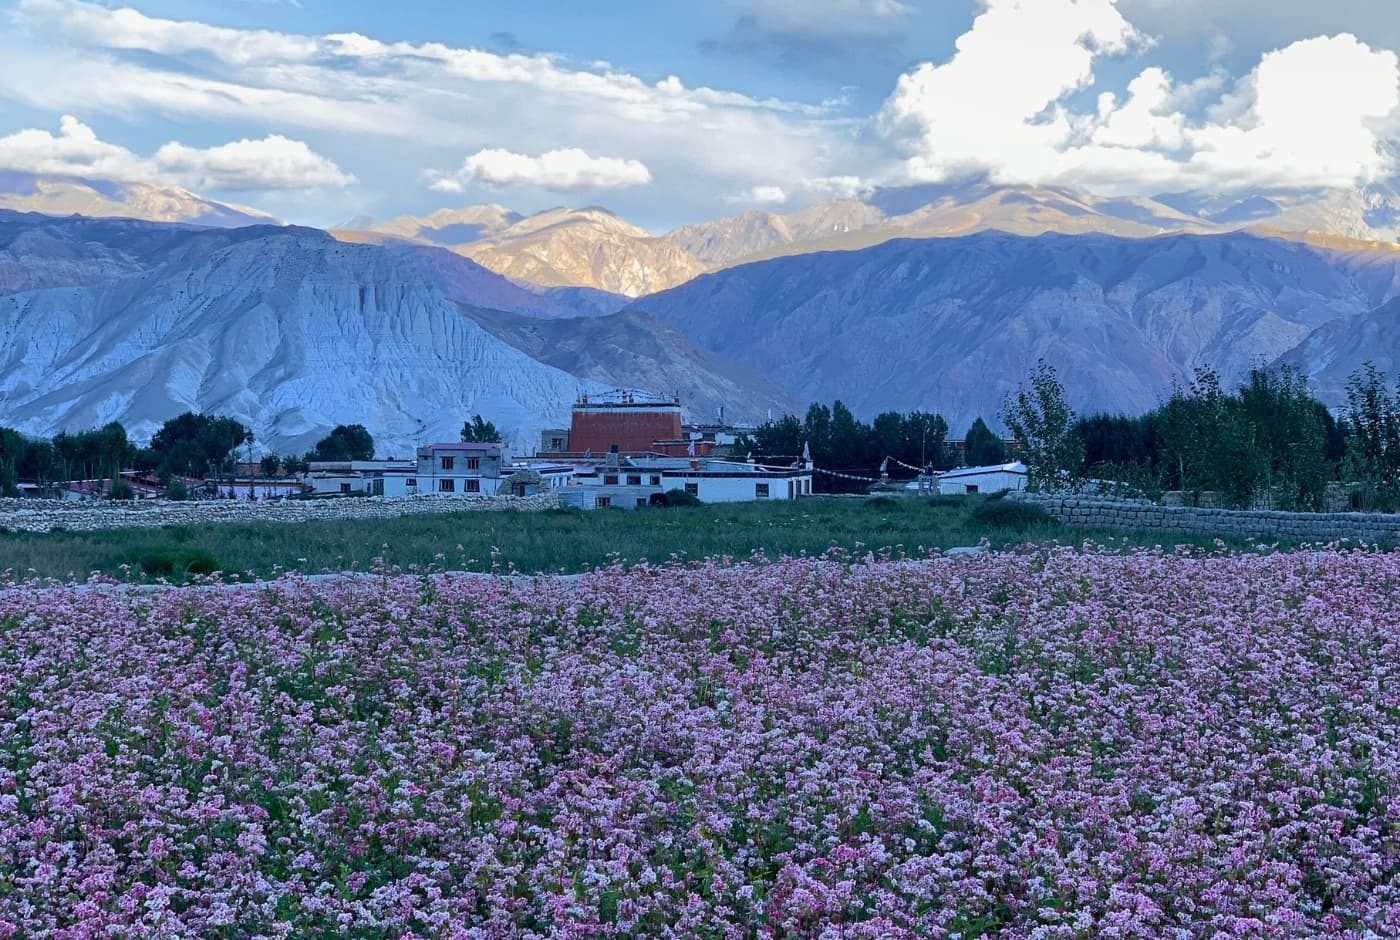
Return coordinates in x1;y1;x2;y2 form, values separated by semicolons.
0;116;353;191
428;148;652;193
878;0;1400;193
2;0;851;209
880;0;1142;183
726;184;790;204
0;114;147;181
1184;34;1400;189
154;135;355;190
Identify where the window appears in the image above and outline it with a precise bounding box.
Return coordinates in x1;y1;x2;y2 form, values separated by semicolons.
340;482;351;494
406;478;416;487
466;458;480;470
604;474;619;485
440;456;455;471
965;484;979;494
636;497;647;508
550;437;564;450
626;474;641;486
596;496;612;507
439;479;455;492
465;479;481;493
684;483;698;496
755;483;770;499
650;475;661;486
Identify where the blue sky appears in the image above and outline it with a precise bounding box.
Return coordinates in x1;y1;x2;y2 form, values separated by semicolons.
0;0;1397;230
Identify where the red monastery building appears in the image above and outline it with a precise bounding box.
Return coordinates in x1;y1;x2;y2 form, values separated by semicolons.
551;391;683;456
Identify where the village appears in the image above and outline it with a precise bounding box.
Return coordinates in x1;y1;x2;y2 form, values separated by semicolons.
10;390;1027;510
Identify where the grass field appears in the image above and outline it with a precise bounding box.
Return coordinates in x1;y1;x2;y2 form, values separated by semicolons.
0;494;1267;583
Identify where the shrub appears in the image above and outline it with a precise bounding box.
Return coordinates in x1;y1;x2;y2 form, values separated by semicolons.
970;499;1054;532
108;482;135;501
137;546;220;579
165;481;189;501
658;489;702;507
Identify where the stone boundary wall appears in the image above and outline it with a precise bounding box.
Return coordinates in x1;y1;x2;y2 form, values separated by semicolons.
0;493;560;534
1010;493;1400;544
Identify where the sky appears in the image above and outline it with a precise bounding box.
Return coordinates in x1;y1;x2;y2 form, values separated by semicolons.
0;0;1397;231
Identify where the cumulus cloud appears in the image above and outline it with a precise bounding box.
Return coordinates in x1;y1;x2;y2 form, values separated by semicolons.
879;0;1400;193
0;116;353;191
153;135;355;190
1184;34;1399;189
0;114;147;181
879;0;1143;183
428;149;652;193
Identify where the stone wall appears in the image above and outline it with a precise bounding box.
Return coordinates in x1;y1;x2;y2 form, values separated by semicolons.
0;493;560;534
1012;493;1400;544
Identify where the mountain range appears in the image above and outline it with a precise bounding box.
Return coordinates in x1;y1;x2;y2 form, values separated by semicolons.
627;231;1400;433
337;180;1400;296
0;210;790;454
3;172;1400;455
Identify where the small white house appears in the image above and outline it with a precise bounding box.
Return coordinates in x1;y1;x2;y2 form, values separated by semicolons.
305;460;418;497
938;462;1028;495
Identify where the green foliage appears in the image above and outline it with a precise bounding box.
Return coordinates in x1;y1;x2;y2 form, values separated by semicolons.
963;417;1006;467
1002;360;1082;492
460;415;502;443
149;412;253;480
970;499;1054;532
311;425;375;462
165;481;189;501
260;454;283;477
53;422;137;485
0;494;1248;584
0;426;25;496
107;482;135;501
745;403;949;494
658;488;702;507
135;545;220;579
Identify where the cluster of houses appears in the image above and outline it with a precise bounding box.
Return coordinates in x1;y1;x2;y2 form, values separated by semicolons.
39;391;1028;508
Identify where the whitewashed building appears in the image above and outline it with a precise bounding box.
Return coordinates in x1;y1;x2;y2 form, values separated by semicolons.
568;456;813;509
937;462;1028;495
305;460;418;497
416;442;510;496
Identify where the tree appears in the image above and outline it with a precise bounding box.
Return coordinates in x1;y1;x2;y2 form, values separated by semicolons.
149;412;253;480
0;426;25;496
460;415;502;443
903;411;950;471
311;424;375;462
1344;361;1400;492
1239;365;1329;510
260;454;283;478
963;418;1006;468
742;413;803;459
1002;360;1083;492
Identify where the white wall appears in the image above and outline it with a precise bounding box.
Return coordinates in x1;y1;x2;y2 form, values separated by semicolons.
938;470;1026;495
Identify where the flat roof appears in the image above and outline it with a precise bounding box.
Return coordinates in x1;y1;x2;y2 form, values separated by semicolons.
940;462;1028;480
